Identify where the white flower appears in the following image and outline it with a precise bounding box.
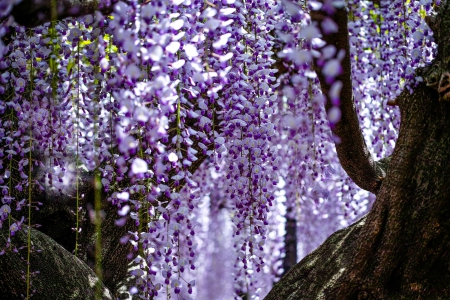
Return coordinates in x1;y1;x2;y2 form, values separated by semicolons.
141;4;157;20
131;158;148;174
329;81;343;102
166;41;180;54
15;78;26;91
328;106;341;124
168;152;178;162
1;204;10;215
118;205;130;216
171;59;185;69
170;19;184;30
322;59;342;78
213;33;231;48
116;191;130;201
219;52;233;62
134;106;149;123
292;49;312;64
220;7;236;15
184;44;198;60
148;45;163;62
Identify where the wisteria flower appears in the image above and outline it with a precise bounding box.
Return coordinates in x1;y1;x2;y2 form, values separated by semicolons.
15;77;26;92
131;158;148;175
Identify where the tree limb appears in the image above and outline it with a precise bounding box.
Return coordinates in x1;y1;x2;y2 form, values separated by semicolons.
311;3;387;194
10;0;113;28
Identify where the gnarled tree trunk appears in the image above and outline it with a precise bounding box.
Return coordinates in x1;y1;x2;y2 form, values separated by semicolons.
266;1;450;299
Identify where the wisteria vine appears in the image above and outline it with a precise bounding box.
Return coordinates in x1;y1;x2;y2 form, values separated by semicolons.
0;0;436;299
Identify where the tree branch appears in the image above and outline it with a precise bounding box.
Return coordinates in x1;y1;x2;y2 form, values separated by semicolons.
311;4;386;194
10;0;113;28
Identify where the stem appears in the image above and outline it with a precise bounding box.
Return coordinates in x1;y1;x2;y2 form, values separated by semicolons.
26;127;32;300
93;65;103;300
74;20;82;257
138;146;145;258
7;110;13;244
94;170;103;298
25;43;35;300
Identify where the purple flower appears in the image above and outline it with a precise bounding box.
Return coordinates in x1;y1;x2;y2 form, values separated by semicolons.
15;77;26;92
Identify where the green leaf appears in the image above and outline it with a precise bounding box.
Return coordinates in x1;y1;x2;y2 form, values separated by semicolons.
67;60;75;73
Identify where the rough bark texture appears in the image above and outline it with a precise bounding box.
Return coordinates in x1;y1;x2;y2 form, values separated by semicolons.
266;1;450;299
0;225;112;299
3;168;135;298
266;216;366;300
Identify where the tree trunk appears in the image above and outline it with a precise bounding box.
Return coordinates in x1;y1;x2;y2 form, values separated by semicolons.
281;207;298;276
266;83;450;300
266;1;450;299
331;83;450;299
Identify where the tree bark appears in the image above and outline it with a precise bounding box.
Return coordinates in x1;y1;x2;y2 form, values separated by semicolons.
265;216;366;300
0;224;112;299
266;1;450;299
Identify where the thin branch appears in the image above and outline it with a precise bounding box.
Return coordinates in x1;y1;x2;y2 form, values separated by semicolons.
311;3;386;194
10;0;113;28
